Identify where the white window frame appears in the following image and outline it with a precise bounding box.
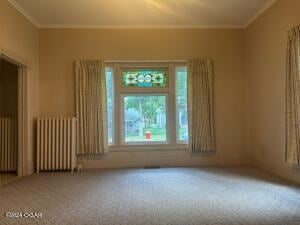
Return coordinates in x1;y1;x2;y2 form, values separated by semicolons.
105;62;188;151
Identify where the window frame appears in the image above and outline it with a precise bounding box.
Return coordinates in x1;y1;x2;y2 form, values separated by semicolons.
105;62;188;151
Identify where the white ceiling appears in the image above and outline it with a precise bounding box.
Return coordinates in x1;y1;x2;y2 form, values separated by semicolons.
9;0;276;28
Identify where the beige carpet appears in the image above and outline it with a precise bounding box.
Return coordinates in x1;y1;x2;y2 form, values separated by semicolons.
0;172;18;187
0;166;300;225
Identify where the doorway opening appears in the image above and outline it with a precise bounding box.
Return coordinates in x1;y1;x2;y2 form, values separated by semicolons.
0;53;28;187
0;58;19;185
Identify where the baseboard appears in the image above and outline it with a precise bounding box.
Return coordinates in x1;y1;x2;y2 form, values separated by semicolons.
78;150;249;169
255;157;300;184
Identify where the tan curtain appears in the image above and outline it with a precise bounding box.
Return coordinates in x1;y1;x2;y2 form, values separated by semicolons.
286;25;300;164
188;59;216;152
75;60;108;155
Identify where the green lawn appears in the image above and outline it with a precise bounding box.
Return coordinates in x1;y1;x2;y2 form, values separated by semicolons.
125;127;188;142
125;128;166;142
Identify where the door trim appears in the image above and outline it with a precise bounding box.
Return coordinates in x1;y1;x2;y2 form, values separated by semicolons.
0;51;30;177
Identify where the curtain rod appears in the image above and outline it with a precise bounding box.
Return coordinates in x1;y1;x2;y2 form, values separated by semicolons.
104;60;188;63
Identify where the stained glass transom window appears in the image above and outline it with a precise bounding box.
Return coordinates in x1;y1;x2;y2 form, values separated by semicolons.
122;69;168;87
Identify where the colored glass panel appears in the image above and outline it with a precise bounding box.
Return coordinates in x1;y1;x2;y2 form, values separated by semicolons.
122;70;167;87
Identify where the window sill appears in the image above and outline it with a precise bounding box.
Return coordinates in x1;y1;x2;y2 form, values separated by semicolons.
107;144;188;152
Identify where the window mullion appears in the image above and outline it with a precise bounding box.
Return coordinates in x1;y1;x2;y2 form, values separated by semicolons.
168;63;177;145
114;63;122;146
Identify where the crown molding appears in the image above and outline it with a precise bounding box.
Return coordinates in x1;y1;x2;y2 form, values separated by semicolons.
7;0;40;28
40;24;244;29
243;0;277;28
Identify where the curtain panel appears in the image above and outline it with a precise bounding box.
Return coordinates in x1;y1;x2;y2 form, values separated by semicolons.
188;59;216;152
75;60;108;155
286;25;300;164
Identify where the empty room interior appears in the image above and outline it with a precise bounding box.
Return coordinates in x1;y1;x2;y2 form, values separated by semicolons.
0;0;300;224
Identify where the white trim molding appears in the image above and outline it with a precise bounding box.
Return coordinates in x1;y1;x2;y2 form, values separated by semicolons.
40;24;244;29
244;0;277;28
255;157;300;184
7;0;40;28
78;150;249;169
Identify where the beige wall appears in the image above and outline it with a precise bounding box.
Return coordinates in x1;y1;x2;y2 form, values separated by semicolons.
245;0;300;183
0;0;39;174
5;0;300;179
39;29;248;167
0;59;18;117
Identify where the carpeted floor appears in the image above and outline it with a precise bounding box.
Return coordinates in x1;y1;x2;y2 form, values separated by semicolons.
0;166;300;225
0;172;18;187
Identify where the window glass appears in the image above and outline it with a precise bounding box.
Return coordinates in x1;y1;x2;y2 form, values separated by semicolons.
105;67;114;144
176;67;189;142
122;69;168;87
124;95;167;143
